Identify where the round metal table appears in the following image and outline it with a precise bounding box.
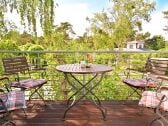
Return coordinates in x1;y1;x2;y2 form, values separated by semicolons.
56;64;112;120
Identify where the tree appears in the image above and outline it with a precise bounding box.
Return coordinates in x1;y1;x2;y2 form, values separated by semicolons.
48;22;75;49
28;44;44;58
0;0;57;37
135;32;151;41
89;0;155;49
3;30;20;42
145;35;166;50
0;39;20;64
18;32;35;45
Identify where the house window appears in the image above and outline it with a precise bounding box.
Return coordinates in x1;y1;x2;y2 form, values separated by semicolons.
129;44;133;49
138;44;143;49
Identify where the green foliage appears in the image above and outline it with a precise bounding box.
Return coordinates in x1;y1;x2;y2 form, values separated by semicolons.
1;0;158;51
145;35;166;50
0;39;19;50
3;31;20;41
20;43;33;51
17;32;35;45
0;39;20;59
156;46;168;58
0;0;56;36
28;44;45;58
89;0;155;49
135;32;151;41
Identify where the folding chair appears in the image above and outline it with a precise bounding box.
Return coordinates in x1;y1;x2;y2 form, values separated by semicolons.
2;57;47;105
139;76;168;126
122;56;167;100
123;77;158;99
0;77;26;126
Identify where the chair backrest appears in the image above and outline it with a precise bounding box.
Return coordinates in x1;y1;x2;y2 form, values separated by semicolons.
147;58;168;76
126;56;168;79
2;57;30;78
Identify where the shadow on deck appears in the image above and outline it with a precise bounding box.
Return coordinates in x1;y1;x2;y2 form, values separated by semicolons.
12;100;157;126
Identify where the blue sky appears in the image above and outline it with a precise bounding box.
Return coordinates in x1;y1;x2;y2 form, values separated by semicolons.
157;0;168;8
55;0;168;39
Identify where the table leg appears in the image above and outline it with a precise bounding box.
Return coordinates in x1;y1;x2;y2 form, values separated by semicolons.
70;73;103;105
63;73;107;120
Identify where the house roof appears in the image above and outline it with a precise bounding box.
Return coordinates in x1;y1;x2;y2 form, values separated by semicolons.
127;40;144;44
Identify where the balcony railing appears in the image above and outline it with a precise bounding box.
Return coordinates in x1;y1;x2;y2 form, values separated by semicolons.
0;50;167;100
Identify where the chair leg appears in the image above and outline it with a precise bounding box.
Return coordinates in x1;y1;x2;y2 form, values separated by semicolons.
148;116;165;126
156;111;168;125
28;86;47;106
148;111;168;126
0;112;16;126
22;109;27;117
3;121;16;126
126;87;144;100
35;90;47;106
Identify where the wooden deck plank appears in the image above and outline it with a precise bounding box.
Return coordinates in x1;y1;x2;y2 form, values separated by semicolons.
11;100;158;126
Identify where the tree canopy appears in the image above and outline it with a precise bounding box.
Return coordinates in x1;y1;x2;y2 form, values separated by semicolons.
88;0;155;49
145;35;166;50
0;0;57;37
1;0;168;51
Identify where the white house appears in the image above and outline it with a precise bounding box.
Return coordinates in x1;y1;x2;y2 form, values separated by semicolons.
127;40;144;49
114;40;152;51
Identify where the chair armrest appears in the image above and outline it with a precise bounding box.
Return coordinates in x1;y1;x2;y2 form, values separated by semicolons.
157;75;168;81
160;86;168;90
0;77;11;92
155;94;167;113
0;77;12;91
0;88;5;93
0;77;9;81
156;92;167;102
153;75;168;90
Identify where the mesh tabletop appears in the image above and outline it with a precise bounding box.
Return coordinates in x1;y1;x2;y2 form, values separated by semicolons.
56;64;112;74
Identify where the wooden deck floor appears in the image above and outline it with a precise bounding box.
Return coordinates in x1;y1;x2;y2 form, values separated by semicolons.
12;100;158;126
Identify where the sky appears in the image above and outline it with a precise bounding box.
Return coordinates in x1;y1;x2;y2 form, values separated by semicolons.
142;0;168;40
54;0;168;40
55;0;109;37
4;0;168;40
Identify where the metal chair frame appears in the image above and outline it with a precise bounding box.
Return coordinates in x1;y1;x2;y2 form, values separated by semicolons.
123;55;167;100
2;57;47;105
0;77;26;126
139;82;168;126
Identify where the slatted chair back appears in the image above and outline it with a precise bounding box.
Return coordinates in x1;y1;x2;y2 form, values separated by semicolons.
127;56;168;78
147;58;168;76
2;57;31;81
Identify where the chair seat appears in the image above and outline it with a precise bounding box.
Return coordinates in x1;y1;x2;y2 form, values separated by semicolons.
11;79;47;89
139;91;168;111
0;90;26;112
123;79;157;88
